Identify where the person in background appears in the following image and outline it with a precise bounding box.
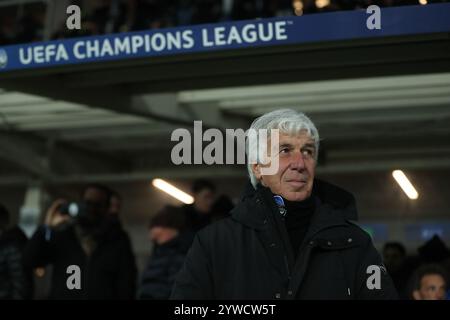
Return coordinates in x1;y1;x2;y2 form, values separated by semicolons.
383;241;409;298
417;235;450;265
139;205;189;300
383;242;407;274
0;203;29;299
1;223;34;299
24;184;137;299
107;188;134;270
410;264;447;300
109;190;122;217
108;189;130;236
182;179;216;233
210;194;234;223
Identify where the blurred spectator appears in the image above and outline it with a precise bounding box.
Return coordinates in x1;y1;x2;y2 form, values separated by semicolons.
108;189;122;217
107;189;129;232
177;0;195;26
383;241;410;297
107;189;134;263
231;0;260;21
418;235;450;264
382;235;450;299
0;15;17;45
132;0;175;31
23;184;137;299
138;205;189;299
182;179;216;233
88;0;128;34
0;204;29;299
211;194;234;222
2;225;28;251
14;3;46;43
53;0;128;39
409;263;447;300
192;0;222;24
384;242;406;273
2;224;34;300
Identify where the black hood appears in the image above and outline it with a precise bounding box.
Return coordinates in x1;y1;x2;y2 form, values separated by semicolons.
312;179;358;220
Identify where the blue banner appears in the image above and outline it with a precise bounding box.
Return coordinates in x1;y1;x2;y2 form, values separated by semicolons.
0;3;449;73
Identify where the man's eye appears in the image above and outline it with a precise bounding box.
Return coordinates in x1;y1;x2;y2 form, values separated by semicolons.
302;149;313;157
280;148;290;154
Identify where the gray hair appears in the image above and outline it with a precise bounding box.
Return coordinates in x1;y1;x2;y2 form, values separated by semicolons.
246;109;320;188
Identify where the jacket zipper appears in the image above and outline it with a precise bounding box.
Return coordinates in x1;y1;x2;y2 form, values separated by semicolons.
284;255;291;279
258;192;350;299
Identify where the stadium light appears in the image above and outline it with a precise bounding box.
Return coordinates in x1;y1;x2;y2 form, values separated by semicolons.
152;179;194;204
419;0;427;5
392;170;419;200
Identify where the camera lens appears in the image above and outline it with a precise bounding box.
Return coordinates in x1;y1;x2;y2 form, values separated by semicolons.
68;203;79;217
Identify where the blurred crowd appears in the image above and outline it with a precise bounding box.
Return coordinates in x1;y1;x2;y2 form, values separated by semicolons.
1;0;449;45
1;178;449;299
383;238;450;300
0;179;233;299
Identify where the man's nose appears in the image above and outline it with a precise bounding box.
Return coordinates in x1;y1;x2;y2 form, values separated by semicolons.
289;151;306;170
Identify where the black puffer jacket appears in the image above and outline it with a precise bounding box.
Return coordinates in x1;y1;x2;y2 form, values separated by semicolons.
171;179;398;300
0;233;28;299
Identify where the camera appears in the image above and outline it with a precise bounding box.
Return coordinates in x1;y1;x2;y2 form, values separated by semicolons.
58;202;87;218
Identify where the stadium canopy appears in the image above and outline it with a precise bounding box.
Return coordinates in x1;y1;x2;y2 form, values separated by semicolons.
0;3;450;185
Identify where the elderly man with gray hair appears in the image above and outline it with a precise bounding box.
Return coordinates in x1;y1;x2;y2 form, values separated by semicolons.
171;109;397;300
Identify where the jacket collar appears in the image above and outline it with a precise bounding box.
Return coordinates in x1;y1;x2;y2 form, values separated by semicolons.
231;178;358;230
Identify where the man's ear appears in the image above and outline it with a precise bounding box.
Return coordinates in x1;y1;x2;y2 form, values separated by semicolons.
252;163;262;180
412;290;422;300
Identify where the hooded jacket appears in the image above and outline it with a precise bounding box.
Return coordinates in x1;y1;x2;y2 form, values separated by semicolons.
171;179;398;300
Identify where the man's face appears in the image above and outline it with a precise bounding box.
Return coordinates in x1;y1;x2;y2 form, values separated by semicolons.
252;131;316;202
194;189;215;214
149;226;179;245
383;247;405;272
413;274;447;300
83;187;109;217
109;196;121;216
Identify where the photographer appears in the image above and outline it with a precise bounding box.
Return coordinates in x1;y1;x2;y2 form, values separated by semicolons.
23;184;137;299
